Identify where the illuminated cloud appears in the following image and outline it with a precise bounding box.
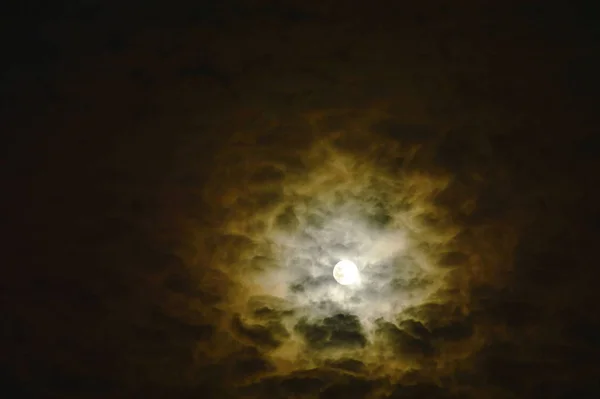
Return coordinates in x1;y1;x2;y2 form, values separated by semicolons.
200;115;483;384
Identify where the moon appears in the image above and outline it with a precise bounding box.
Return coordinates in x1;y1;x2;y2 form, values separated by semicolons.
333;260;360;285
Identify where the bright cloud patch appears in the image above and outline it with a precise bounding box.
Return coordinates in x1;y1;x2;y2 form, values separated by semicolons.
202;124;476;378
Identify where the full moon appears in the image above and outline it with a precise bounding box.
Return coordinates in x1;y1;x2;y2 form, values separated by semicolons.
333;260;360;285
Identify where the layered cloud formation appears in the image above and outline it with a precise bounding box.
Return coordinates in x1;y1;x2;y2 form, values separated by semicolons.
206;116;466;374
177;108;529;397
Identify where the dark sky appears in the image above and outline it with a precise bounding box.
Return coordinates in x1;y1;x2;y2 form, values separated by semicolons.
2;1;600;398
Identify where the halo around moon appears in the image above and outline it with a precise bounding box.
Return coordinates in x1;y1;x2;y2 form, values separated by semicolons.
333;260;360;285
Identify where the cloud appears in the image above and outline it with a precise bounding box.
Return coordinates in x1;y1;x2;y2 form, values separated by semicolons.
387;383;462;399
319;378;376;399
202;120;479;380
229;350;276;381
325;358;367;374
231;314;288;350
295;314;367;350
376;321;435;359
240;371;329;398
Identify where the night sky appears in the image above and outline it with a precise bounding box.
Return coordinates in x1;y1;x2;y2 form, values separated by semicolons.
3;1;600;398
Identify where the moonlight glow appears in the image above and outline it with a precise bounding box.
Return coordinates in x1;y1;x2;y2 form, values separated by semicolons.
332;260;360;285
213;136;451;377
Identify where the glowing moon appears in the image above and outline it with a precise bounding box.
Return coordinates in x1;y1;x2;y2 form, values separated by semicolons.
333;260;360;285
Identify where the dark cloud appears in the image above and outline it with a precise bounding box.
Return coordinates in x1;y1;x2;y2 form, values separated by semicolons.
247;295;295;321
430;318;474;342
387;383;463;399
364;202;394;229
325;358;366;374
376;321;435;358
398;319;431;340
242;372;329;398
296;314;367;350
320;378;376;399
163;268;194;294
211;233;256;267
274;206;301;232
249;255;277;272
231;314;287;350
231;355;275;381
289;275;333;294
437;251;470;268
